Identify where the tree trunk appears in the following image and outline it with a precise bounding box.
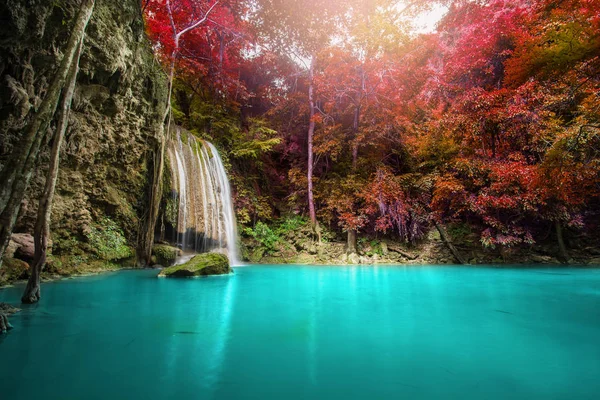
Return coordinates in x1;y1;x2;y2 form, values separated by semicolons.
555;221;570;264
21;39;84;304
347;106;360;253
434;221;467;264
351;103;359;169
137;45;176;266
0;0;95;267
347;229;357;254
307;54;317;229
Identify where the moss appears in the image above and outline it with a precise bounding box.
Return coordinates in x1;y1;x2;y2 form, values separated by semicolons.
152;244;180;266
164;196;179;226
43;254;125;277
0;258;30;285
85;217;133;261
158;253;230;277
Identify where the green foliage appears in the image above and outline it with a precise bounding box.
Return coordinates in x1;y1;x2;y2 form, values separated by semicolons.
243;222;279;253
230;119;281;160
85;217;133;261
242;216;311;255
277;215;308;235
357;238;384;257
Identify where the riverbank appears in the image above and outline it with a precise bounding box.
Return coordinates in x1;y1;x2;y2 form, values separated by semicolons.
2;224;599;289
241;222;600;266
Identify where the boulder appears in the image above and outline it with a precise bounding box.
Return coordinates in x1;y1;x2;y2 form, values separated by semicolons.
380;242;389;256
347;253;360;264
530;254;556;263
11;233;35;261
152;244;182;266
158;253;231;277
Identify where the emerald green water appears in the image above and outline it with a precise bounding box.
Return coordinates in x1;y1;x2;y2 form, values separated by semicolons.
1;265;599;399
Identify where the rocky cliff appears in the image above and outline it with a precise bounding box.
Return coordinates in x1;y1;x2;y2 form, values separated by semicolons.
0;0;167;281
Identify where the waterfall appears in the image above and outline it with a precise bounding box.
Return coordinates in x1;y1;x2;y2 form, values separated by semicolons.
167;128;239;265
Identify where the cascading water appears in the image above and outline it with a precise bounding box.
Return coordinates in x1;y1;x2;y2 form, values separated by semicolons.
167;128;239;265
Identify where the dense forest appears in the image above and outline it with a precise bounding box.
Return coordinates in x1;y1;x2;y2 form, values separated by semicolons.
143;0;600;262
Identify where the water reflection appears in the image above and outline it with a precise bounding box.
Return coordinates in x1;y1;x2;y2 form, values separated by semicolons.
0;266;599;399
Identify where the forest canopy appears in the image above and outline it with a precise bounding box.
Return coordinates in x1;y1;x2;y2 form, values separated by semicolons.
142;0;600;257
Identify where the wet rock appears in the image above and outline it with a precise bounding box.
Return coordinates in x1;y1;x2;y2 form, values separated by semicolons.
158;253;231;277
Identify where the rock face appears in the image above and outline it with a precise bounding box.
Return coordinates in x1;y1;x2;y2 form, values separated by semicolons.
158;253;231;277
152;244;181;267
0;0;167;270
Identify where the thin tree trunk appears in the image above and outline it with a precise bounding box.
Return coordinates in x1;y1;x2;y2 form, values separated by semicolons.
434;221;467;264
347;229;357;254
21;39;84;304
347;107;360;253
307;55;317;228
0;0;95;267
347;71;362;253
138;43;176;266
555;221;570;263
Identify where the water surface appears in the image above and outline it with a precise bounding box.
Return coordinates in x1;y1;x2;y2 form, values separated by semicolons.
1;265;599;399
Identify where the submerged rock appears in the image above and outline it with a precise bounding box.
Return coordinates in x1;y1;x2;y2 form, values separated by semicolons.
0;303;20;333
158;253;231;277
152;245;181;267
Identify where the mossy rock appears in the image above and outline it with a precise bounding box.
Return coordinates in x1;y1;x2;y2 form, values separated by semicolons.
152;245;181;266
0;258;30;285
158;253;231;277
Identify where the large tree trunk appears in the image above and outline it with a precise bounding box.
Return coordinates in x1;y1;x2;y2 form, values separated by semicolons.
434;221;467;264
307;55;317;229
21;38;84;304
0;0;95;268
555;221;570;264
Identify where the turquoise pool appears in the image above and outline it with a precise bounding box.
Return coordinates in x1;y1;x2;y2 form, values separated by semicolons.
1;265;599;399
